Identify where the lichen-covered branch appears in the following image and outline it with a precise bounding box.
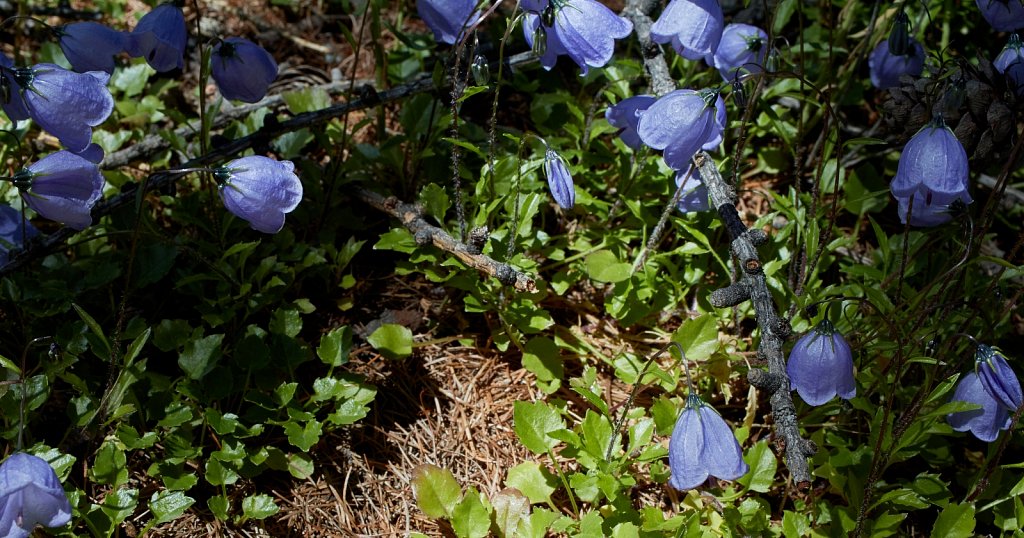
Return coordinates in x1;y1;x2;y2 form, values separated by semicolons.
623;0;814;486
697;151;815;486
356;189;537;293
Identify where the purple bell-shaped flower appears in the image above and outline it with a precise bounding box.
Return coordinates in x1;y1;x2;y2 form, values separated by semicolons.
668;392;749;490
675;165;711;213
127;3;187;72
868;38;925;89
14;151;106;230
211;38;278;103
713;23;768;81
0;64;114;153
994;33;1024;97
947;371;1012;442
542;149;575;209
0;205;38;265
976;0;1024;32
975;344;1023;413
58;22;128;74
0;54;29;123
0;452;72;537
636;88;726;170
215;156;303;234
890;116;971;226
417;0;480;45
523;0;633;75
605;95;656;150
786;319;857;406
650;0;724;62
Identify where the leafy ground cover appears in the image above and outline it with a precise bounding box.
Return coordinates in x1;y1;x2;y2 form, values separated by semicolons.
0;0;1023;536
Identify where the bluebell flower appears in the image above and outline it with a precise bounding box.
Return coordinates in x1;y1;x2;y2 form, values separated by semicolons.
0;63;114;152
668;393;749;490
0;452;72;537
605;95;655;150
947;371;1012;442
994;33;1024;97
975;344;1023;412
976;0;1024;32
211;38;278;103
58;22;128;74
675;165;710;213
14;151;106;230
520;0;548;12
523;0;633;75
786;319;857;406
650;0;724;62
0;205;38;265
868;38;924;89
542;149;574;209
417;0;480;45
636;88;725;170
76;143;105;164
0;54;29;123
713;23;767;81
890;117;971;226
214;156;303;233
126;3;187;72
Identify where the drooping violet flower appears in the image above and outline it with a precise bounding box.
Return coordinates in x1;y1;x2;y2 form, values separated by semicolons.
668;392;749;490
890;116;972;226
605;95;655;150
523;0;633;75
651;0;724;62
994;33;1024;97
58;22;128;74
0;452;72;537
211;38;278;103
976;0;1024;32
975;344;1023;412
786;319;857;406
417;0;481;45
1;64;114;153
947;371;1012;442
126;3;187;72
868;38;925;89
14;151;105;230
75;144;105;164
675;165;710;213
0;205;38;265
636;88;725;170
520;0;548;12
713;23;768;81
896;194;965;227
0;54;29;123
542;149;574;209
214;156;303;234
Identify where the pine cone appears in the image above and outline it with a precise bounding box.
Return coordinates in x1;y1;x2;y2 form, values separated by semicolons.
880;56;1018;166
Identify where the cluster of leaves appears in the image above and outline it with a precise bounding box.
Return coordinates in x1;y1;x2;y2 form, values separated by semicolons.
0;0;1022;536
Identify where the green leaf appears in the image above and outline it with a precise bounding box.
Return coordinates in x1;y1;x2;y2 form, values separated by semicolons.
673;314;720;362
283;419;323;452
782;510;809;537
149;491;195;525
513;401;565;455
412;464;462;519
208;495;230;521
521;337;563;394
451;488;492;538
317;326;353;366
737;440;777;493
420;183;451;222
241;493;280;521
178;333;224;380
92;440;128;487
930;502;975;538
99;488;139;525
492;488;531;538
585;250;631;283
367;324;413;359
506;461;558;504
153;319;192;352
73;303;110;356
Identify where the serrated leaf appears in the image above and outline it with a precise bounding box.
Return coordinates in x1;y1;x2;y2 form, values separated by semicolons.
149;491;195;525
737;440;776;493
513;401;565;454
367;324;413;359
673;314;719;362
412;464;462;519
451;489;491;538
931;502;975;538
241;493;279;521
178;333;224;380
506;462;557;504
